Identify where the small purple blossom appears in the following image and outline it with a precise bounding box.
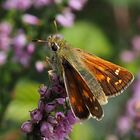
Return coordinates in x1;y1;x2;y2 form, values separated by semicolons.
55;98;65;105
40;122;54;139
38;84;48;97
21;121;33;133
22;14;40;25
67;110;76;125
56;9;75;27
54;112;73;140
38;100;45;112
48;116;57;124
30;109;43;123
45;103;56;113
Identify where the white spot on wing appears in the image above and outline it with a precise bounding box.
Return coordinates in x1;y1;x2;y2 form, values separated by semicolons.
115;68;121;75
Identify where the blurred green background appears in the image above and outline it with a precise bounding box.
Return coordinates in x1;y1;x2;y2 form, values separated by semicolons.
0;0;140;140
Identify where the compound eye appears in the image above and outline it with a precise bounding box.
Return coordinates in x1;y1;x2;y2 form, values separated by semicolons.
51;42;59;51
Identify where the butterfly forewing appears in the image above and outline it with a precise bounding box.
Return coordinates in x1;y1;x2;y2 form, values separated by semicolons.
62;58;103;120
74;49;134;97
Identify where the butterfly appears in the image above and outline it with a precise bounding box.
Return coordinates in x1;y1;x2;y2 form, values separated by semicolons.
37;34;134;120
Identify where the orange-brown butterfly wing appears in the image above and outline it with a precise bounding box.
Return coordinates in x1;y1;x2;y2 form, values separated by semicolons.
74;49;134;97
62;58;103;120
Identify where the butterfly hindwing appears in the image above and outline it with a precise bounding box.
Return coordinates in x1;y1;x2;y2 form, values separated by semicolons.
62;58;103;120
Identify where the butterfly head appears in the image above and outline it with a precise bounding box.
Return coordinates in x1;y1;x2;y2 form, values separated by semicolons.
47;34;66;52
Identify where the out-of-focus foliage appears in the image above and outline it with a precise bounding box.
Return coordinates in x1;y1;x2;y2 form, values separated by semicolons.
0;0;140;139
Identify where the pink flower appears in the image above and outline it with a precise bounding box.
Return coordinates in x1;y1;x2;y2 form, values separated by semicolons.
21;121;33;133
22;14;40;25
132;36;140;51
120;50;135;63
12;30;27;48
127;97;140;118
68;0;87;11
35;61;45;72
117;116;132;136
27;43;35;54
56;9;75;27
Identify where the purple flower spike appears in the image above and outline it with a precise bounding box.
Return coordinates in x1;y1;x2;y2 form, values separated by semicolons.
45;103;56;113
22;70;76;138
21;121;33;133
30;109;43;123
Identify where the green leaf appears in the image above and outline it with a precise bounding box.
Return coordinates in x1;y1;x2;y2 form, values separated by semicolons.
61;22;112;57
5;80;40;122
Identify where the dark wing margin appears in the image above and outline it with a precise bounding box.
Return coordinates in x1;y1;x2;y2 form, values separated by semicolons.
62;58;103;120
